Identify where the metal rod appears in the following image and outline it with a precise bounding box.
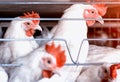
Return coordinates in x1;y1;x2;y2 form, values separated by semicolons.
87;38;120;41
2;22;120;28
0;1;119;5
1;18;120;21
1;38;119;41
65;62;120;66
0;38;120;64
0;38;66;41
0;63;22;67
72;38;120;64
0;38;78;64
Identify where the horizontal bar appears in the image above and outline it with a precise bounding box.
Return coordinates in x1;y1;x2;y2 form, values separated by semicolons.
0;38;119;64
87;38;120;41
0;1;119;5
89;22;120;28
41;22;120;28
0;38;120;42
0;18;120;21
2;21;120;28
0;38;66;41
0;63;22;67
65;62;120;66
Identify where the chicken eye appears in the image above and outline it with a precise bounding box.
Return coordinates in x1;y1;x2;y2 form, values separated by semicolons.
27;22;30;25
104;69;108;73
47;60;51;64
91;11;95;14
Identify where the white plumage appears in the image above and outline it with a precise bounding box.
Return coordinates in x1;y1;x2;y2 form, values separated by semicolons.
87;45;120;63
77;63;120;82
0;13;42;64
76;63;113;82
76;65;103;82
51;4;89;63
113;69;120;82
48;4;89;82
0;66;8;82
48;4;106;82
8;47;57;82
8;42;66;82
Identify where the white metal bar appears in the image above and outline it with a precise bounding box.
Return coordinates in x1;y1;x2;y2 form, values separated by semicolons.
65;62;120;66
0;1;119;5
0;64;22;67
1;18;120;21
2;21;120;28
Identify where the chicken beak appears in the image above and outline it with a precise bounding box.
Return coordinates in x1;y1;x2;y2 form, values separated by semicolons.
35;25;42;31
97;15;104;24
53;68;61;76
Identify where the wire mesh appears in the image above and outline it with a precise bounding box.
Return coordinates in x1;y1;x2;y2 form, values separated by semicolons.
0;0;119;68
0;1;119;5
0;38;120;66
0;1;120;82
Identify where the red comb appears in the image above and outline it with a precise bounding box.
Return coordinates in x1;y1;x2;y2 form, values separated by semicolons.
110;63;120;79
21;11;40;25
92;4;108;16
45;42;66;67
86;0;107;16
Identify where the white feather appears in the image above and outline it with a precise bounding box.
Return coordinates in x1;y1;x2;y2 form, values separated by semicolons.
87;45;120;63
8;47;57;82
0;67;8;82
49;4;91;82
0;17;39;63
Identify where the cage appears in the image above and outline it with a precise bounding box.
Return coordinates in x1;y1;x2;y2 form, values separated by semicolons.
0;0;120;82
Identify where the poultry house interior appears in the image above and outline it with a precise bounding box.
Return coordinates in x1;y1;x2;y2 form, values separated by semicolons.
0;0;120;82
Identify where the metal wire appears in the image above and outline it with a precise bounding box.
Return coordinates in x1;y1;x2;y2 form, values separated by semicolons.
76;38;120;65
0;63;22;67
0;1;119;67
65;62;120;66
1;18;120;21
1;38;120;65
0;1;119;5
0;38;77;64
0;38;66;41
87;38;120;41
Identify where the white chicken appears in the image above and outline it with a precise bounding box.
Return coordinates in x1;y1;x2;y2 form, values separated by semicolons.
8;42;66;82
87;45;120;63
51;3;107;64
0;11;42;64
48;3;107;82
0;66;8;82
76;63;120;82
